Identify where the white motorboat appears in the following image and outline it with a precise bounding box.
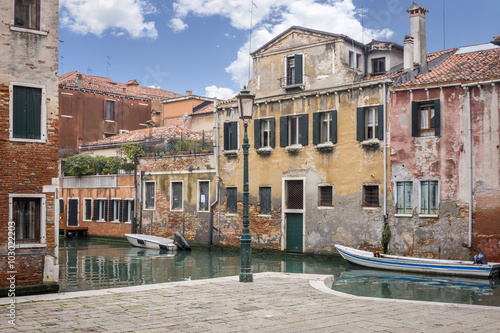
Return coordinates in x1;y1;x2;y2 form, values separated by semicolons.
125;234;177;251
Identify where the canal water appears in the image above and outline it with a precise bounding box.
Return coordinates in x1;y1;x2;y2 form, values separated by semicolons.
59;237;500;307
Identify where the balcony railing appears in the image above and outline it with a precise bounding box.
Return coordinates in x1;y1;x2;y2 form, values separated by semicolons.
279;75;305;89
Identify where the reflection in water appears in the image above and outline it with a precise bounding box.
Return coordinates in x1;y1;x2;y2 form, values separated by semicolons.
331;266;500;307
58;237;336;292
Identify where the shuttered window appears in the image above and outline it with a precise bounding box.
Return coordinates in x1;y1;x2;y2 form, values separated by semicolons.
223;122;238;150
280;114;308;147
259;187;271;215
396;182;413;215
123;199;134;223
171;181;183;211
110;199;122;222
226;187;237;214
421;181;439;215
13;86;42;140
84;199;92;221
254;118;275;149
313;110;337;144
286;54;303;85
357;105;384;141
92;199;107;221
412;100;440;137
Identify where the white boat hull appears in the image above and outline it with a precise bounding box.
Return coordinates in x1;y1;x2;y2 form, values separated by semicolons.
125;234;177;251
335;244;500;278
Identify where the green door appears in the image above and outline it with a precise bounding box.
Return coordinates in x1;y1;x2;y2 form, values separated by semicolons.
286;213;303;253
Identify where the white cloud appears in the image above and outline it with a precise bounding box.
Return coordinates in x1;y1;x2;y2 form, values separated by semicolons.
205;85;236;100
169;18;188;32
170;0;395;88
60;0;158;39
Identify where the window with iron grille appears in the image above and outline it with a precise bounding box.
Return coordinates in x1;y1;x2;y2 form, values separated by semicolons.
171;181;183;211
226;187;237;214
198;180;209;211
363;185;379;207
319;186;333;207
259;187;271;215
144;182;155;210
286;180;303;210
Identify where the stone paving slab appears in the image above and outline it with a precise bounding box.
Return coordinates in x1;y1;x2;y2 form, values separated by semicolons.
1;272;499;332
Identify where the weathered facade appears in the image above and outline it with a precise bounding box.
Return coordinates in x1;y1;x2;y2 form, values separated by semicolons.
389;42;500;261
214;27;401;253
0;0;60;295
58;71;182;157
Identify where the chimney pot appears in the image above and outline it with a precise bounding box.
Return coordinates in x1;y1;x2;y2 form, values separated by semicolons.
404;36;414;71
408;2;428;68
186;90;192;96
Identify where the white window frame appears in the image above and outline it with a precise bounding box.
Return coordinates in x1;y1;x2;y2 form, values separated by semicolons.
11;0;47;35
197;180;210;212
419;180;439;217
124;198;134;224
96;198;106;222
83;197;92;222
365;107;379;140
395;181;413;217
9;82;47;143
261;118;272;148
104;99;116;122
170;181;184;212
288;116;302;146
9;193;46;248
320;112;332;144
144;181;156;210
111;198;121;223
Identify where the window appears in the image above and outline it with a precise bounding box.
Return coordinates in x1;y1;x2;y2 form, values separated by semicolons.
319;186;333;207
356;54;362;70
59;199;64;214
259;187;271;215
14;0;40;30
198;181;210;211
313;111;337;144
396;182;413;215
104;100;116;121
123;199;135;223
357;105;384;142
412;100;441;137
363;185;379;207
421;181;438;215
110;199;122;222
83;198;92;221
285;54;303;86
144;182;155;210
348;51;354;67
93;199;107;221
226;187;237;214
223;122;238;150
171;181;183;211
10;84;46;141
280;114;308;147
285;180;304;210
254;118;275;149
372;57;386;74
12;197;41;244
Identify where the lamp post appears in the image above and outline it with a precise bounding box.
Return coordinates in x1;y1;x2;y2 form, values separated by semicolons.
237;87;255;283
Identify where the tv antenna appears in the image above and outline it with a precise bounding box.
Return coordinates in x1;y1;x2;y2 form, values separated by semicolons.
106;56;111;77
248;0;257;82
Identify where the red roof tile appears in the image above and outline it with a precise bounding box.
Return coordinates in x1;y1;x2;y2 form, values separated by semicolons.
59;71;182;100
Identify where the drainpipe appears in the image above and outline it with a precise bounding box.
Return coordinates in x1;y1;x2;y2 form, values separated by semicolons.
208;100;220;248
383;83;387;218
139;170;144;233
466;87;473;248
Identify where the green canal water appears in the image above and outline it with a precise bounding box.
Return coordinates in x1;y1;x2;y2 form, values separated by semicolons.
59;237;500;307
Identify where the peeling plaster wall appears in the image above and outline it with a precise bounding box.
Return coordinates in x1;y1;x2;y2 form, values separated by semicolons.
389;85;500;260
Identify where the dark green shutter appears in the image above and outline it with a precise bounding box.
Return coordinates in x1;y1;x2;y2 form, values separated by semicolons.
85;200;92;220
118;200;123;222
109;200;114;221
434;99;441;136
331;110;338;144
223;123;230;150
312;112;320;145
411;101;419;137
377;104;384;140
230;122;238;150
254;119;261;149
356;107;365;142
123;201;128;222
280;116;288;147
13;86;41;140
104;200;108;222
295;54;303;84
270;117;276;148
300;114;308;146
92;200;99;220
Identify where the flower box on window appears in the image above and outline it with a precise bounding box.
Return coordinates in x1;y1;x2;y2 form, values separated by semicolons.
257;147;272;155
362;139;380;150
286;146;302;154
223;150;238;158
316;142;334;152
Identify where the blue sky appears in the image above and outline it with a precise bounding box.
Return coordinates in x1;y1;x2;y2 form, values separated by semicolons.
58;0;499;99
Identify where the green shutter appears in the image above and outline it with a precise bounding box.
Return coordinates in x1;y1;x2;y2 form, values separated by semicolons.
104;200;108;222
294;54;303;84
300;114;308;146
312;112;320;145
230;122;238;150
108;200;114;221
411;101;419;137
92;200;99;221
13;86;41;140
377;104;384;140
356;107;365;142
270;117;276;148
434;99;441;136
223;123;230;150
254;119;261;149
280;116;288;147
331;110;338;144
123;201;129;222
118;200;123;222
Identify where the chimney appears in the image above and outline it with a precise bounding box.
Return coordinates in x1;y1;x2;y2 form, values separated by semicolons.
491;35;500;46
186;90;192;96
407;2;428;68
76;73;83;89
403;35;414;71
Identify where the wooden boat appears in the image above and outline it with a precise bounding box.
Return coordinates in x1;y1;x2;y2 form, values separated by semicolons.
174;231;191;251
125;234;177;251
335;244;500;278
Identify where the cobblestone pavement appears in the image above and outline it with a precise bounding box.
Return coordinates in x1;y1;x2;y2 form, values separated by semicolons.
1;272;499;332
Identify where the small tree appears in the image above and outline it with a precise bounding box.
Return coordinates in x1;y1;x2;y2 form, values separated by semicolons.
92;155;108;175
64;154;95;177
120;142;144;161
106;156;123;174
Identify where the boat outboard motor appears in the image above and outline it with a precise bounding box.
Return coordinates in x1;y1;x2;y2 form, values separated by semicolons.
473;252;487;265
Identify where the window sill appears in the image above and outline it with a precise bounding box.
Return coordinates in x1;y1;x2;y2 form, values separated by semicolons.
285;145;303;154
318;206;334;209
197;210;210;213
361;139;380;149
82;220;92;222
223;150;238;158
111;221;121;224
395;214;413;217
124;222;131;224
257;214;272;218
257;147;272;155
362;206;380;210
143;208;156;211
10;137;47;144
316;142;334;152
105;120;116;123
96;220;107;223
419;214;439;218
10;26;48;36
171;209;184;213
61;115;73;118
226;213;238;217
16;243;46;249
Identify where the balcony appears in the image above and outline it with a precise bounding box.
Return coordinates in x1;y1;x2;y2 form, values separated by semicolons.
279;75;305;91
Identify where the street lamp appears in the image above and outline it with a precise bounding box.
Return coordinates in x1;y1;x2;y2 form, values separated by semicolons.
237;86;255;283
